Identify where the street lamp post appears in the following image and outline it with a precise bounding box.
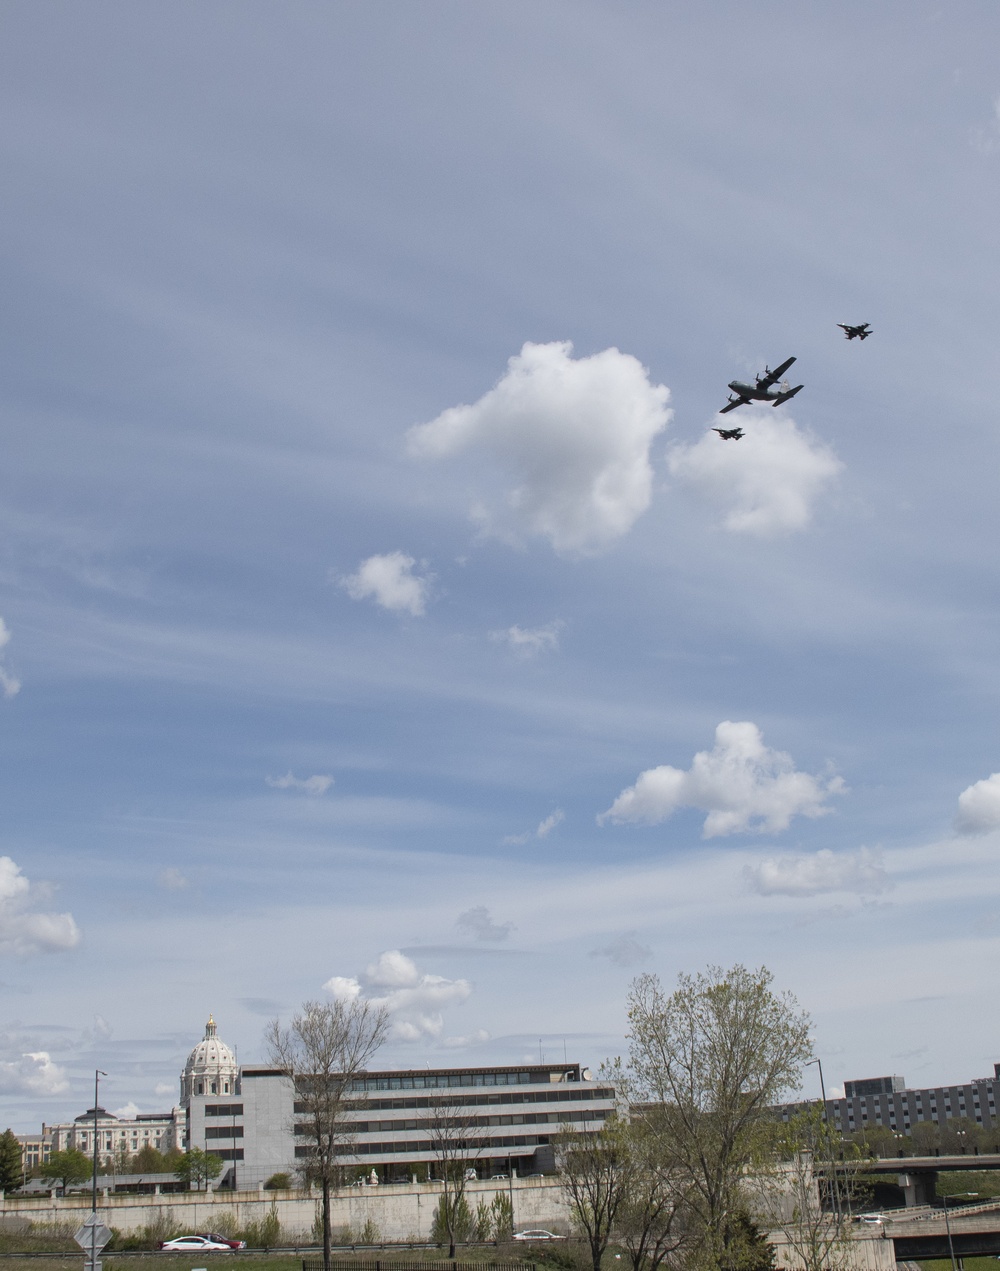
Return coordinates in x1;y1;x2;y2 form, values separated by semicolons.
806;1058;841;1223
942;1192;978;1271
91;1071;107;1271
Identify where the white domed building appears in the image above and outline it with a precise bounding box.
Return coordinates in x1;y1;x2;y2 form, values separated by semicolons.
180;1015;238;1106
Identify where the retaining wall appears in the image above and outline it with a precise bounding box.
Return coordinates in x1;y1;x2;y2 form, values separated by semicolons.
0;1178;571;1240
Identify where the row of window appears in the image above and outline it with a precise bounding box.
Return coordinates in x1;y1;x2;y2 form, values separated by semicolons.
348;1071;567;1092
295;1132;552;1158
205;1104;244;1117
309;1087;613;1115
205;1125;244;1139
297;1108;603;1137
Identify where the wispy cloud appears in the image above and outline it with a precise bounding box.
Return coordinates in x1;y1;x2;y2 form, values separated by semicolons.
744;847;890;897
266;771;334;796
589;932;652;967
0;619;21;698
490;622;563;657
600;721;844;838
456;906;515;942
408;341;671;555
503;808;565;846
340;552;432;616
157;867;189;890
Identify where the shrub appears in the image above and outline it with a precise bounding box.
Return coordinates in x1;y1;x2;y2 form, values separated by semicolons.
264;1172;292;1190
243;1202;281;1249
358;1218;381;1244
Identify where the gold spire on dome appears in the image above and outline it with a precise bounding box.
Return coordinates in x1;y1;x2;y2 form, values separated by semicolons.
205;1014;217;1038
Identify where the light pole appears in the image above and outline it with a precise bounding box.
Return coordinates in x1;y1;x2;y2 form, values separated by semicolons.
806;1057;841;1223
942;1192;978;1271
91;1071;107;1271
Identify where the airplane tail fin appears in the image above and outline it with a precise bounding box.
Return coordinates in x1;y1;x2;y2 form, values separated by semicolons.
773;384;803;406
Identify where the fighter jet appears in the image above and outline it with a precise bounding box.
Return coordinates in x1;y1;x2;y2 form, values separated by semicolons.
719;357;803;414
712;427;744;440
838;322;872;340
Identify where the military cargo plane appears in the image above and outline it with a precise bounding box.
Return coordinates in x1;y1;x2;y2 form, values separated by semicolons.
719;357;803;415
838;322;872;340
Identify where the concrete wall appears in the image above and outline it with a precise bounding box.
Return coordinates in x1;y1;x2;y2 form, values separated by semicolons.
0;1177;571;1240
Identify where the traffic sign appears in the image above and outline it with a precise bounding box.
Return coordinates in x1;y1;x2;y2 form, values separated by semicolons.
73;1214;112;1253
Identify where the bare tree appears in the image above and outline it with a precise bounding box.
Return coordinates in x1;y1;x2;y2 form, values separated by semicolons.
428;1091;484;1257
557;1116;634;1271
266;998;389;1271
621;965;812;1271
753;1109;867;1271
617;1119;693;1271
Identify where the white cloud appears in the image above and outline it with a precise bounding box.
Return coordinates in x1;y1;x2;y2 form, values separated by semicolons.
456;906;515;942
408;341;671;554
266;771;334;796
503;808;565;846
154;1082;175;1098
340;552;432;616
0;619;20;698
114;1100;142;1119
744;847;890;896
157;867;189;890
323;949;473;1042
536;809;564;837
0;1050;68;1096
600;721;844;838
667;414;842;535
590;932;652;967
0;857;80;955
490;622;563;657
955;772;1000;834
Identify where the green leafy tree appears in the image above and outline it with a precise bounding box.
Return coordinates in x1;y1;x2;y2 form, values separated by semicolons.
718;1211;774;1271
41;1148;92;1194
432;1192;473;1245
488;1191;513;1241
174;1146;223;1191
131;1144;171;1174
620;965;812;1271
0;1129;23;1192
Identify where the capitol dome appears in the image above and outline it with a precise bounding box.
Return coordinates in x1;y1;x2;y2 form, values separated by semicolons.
180;1015;238;1106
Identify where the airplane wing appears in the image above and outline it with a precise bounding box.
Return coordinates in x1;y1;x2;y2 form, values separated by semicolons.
759;356;796;388
772;384;803;407
719;398;743;415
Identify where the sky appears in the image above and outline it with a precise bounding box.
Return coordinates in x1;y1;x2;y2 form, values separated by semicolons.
3;0;1000;1132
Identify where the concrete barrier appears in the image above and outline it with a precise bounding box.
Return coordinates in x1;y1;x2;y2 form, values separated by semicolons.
0;1178;571;1240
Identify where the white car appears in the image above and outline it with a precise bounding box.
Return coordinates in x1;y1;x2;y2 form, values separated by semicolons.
157;1234;246;1252
513;1230;566;1241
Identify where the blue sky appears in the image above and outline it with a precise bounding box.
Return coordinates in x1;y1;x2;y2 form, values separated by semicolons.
4;0;1000;1130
